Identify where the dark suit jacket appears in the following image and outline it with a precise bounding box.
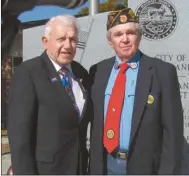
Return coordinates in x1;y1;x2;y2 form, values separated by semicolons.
7;52;89;175
89;52;183;174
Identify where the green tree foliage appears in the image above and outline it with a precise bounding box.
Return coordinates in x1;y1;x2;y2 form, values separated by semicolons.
77;0;128;16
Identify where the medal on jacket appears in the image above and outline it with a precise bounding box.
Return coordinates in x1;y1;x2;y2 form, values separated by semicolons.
147;95;154;104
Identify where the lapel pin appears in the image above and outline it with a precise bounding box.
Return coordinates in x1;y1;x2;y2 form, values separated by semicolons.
147;95;154;104
114;61;119;69
130;62;138;69
51;77;57;83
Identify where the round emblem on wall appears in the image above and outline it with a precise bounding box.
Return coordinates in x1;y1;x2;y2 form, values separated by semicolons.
136;0;178;40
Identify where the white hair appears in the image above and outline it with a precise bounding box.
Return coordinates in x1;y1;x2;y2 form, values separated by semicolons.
44;15;78;39
107;23;142;41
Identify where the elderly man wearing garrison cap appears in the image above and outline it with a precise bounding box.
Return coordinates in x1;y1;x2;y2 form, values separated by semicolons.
88;5;183;175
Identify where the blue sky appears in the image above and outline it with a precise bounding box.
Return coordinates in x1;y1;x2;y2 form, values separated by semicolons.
18;0;106;22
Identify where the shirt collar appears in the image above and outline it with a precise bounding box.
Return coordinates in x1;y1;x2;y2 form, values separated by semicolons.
115;50;140;66
49;57;72;73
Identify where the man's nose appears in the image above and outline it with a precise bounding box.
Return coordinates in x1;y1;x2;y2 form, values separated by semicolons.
122;34;129;43
64;39;71;49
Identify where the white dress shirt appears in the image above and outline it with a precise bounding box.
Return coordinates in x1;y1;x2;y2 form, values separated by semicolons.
49;58;85;116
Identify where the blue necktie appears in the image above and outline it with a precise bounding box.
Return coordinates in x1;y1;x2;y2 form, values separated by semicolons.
59;67;80;116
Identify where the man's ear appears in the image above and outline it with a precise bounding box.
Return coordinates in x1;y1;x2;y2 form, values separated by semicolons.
42;36;48;49
107;31;113;48
108;38;113;48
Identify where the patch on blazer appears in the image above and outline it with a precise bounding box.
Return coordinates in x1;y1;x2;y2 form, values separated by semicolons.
147;95;154;104
51;77;58;83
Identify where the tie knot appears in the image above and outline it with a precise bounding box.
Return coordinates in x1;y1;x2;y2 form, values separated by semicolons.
59;66;70;76
119;63;128;73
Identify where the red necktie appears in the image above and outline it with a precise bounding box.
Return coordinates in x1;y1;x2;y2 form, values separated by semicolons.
104;63;129;153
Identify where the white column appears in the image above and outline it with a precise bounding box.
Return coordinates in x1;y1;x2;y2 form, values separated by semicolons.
89;0;100;16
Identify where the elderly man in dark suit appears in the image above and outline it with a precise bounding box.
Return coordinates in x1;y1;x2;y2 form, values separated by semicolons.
89;5;183;175
7;14;89;175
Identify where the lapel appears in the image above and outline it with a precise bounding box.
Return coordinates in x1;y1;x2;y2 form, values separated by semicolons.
71;61;88;101
71;61;89;123
41;52;79;122
129;54;154;148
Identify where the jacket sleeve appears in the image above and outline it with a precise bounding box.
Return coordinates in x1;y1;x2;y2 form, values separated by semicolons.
158;63;183;174
7;64;38;174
